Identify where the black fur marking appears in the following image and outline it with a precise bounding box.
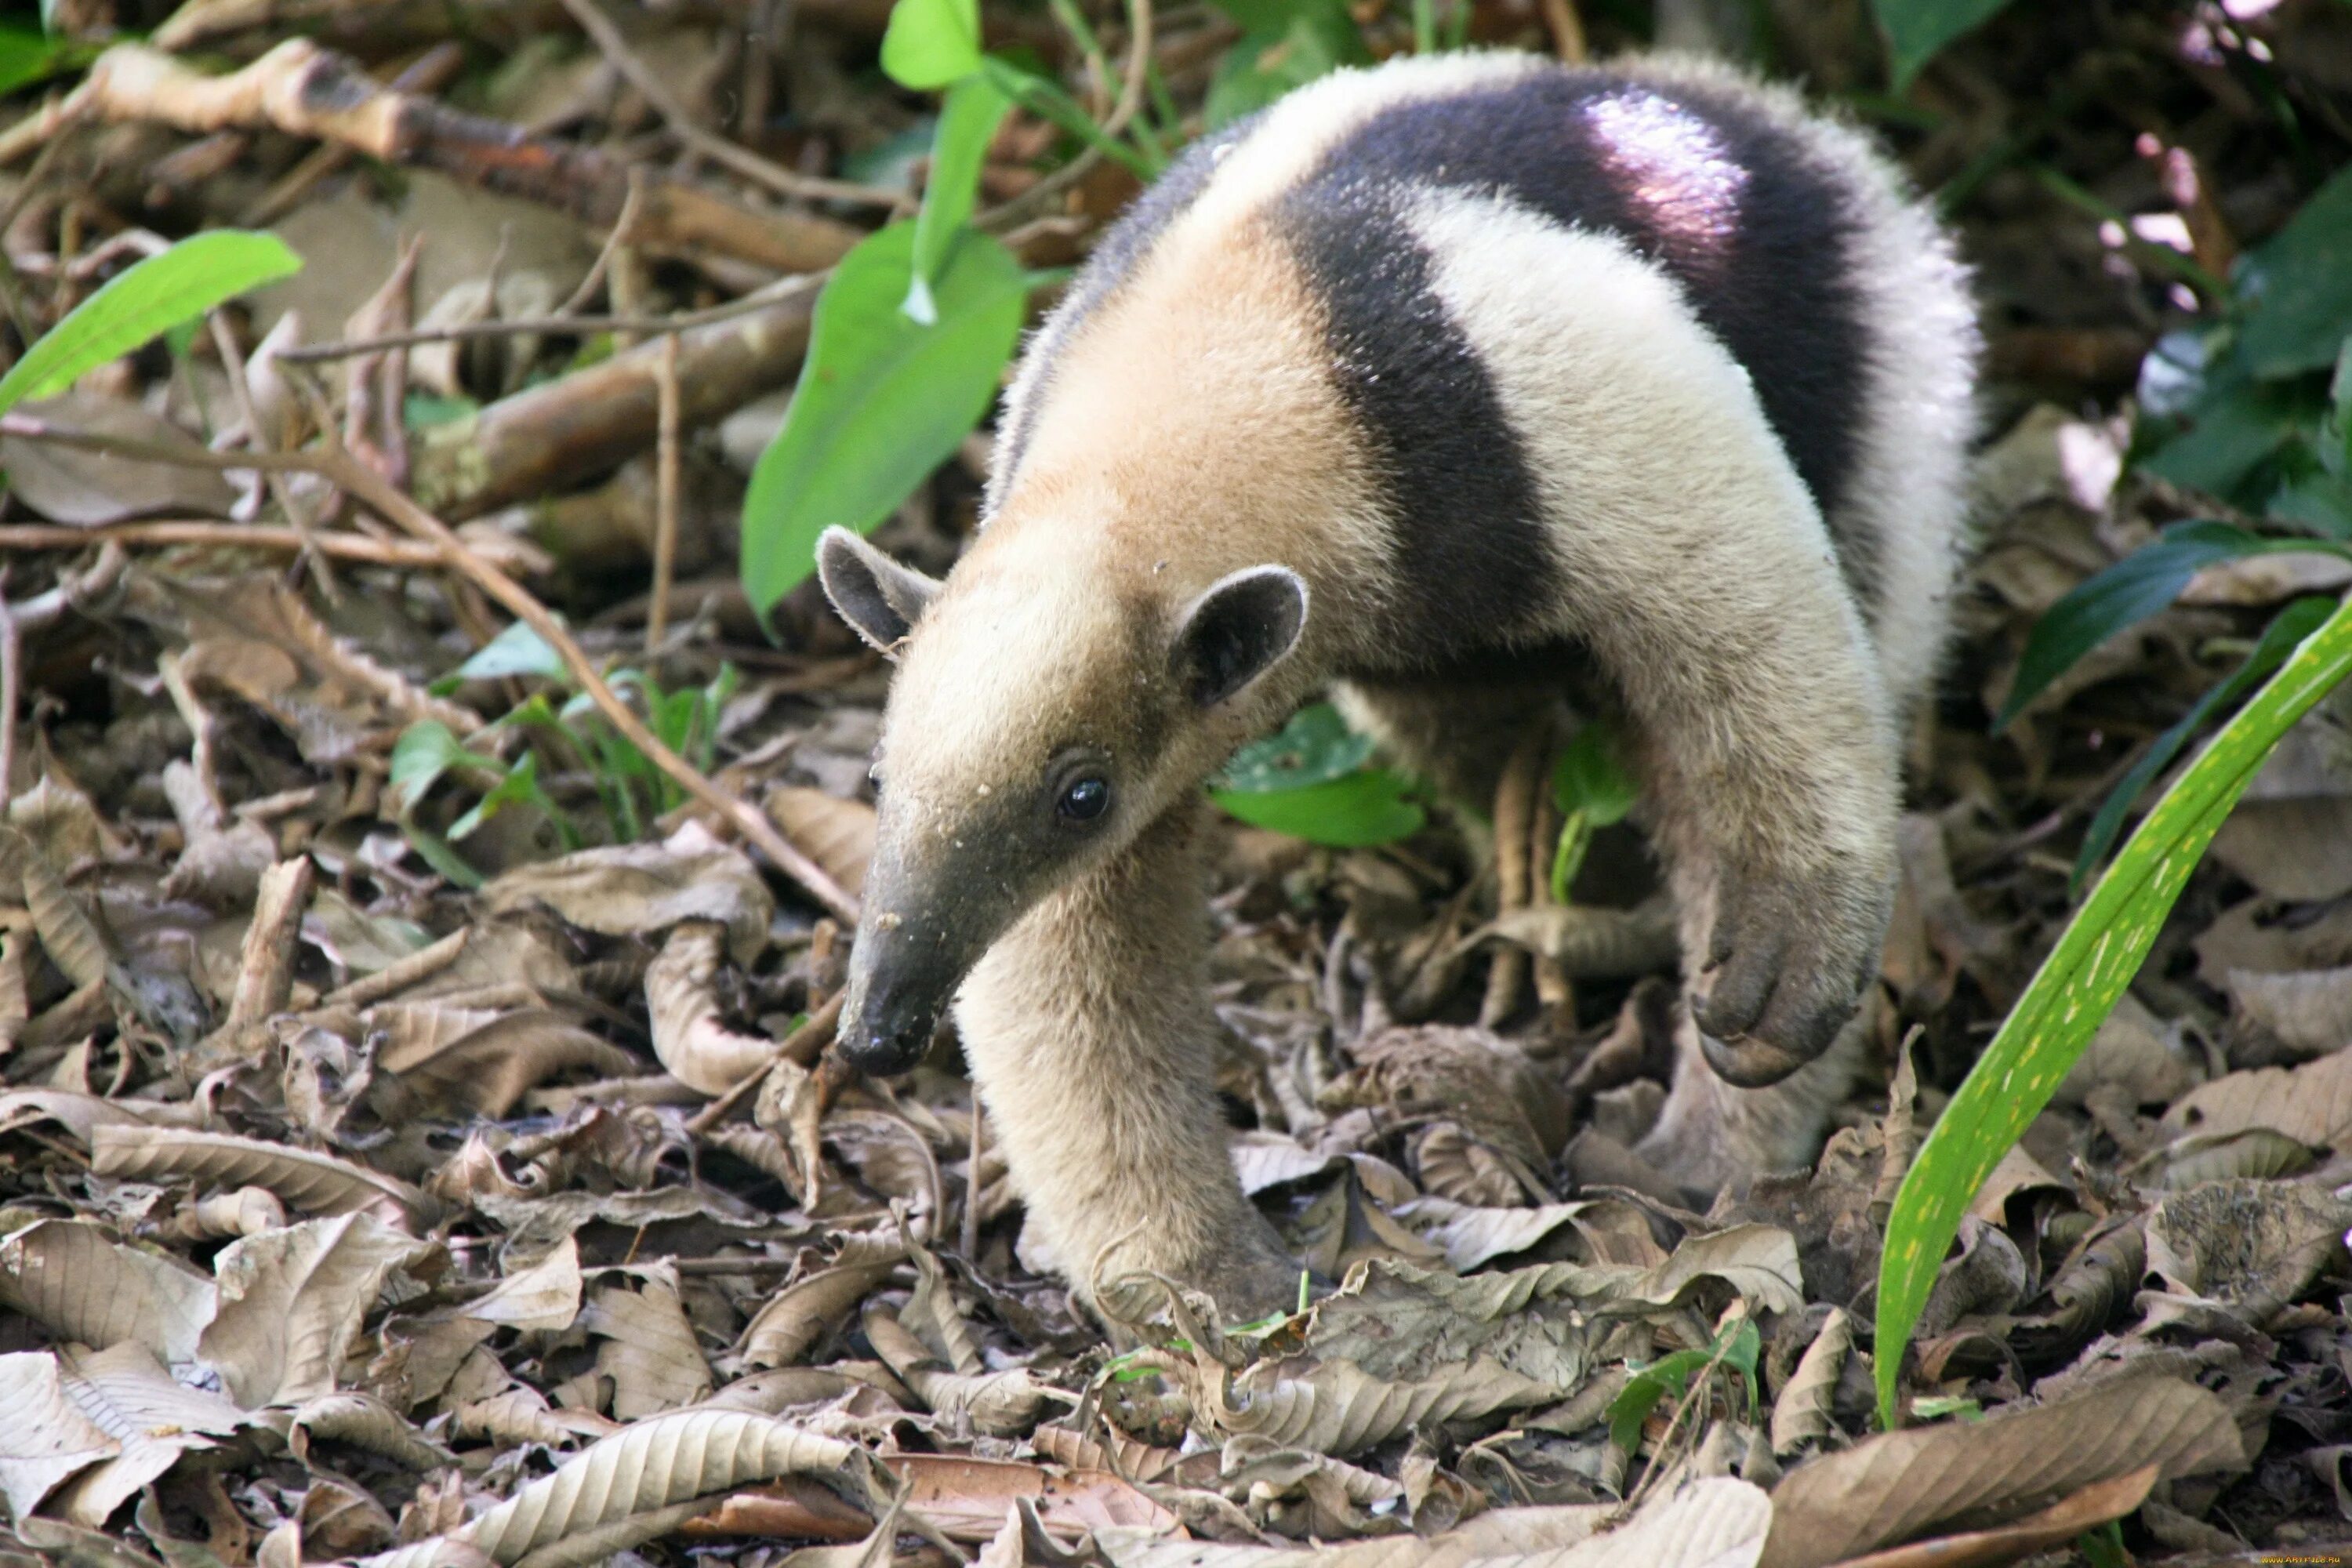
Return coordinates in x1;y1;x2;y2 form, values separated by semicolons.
1304;68;1878;601
990;117;1258;500
1277;182;1563;664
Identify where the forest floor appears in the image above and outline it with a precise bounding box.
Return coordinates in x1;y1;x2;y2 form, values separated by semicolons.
0;1;2350;1565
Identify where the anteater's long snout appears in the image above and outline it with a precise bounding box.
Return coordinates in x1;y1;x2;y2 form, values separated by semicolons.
839;910;963;1076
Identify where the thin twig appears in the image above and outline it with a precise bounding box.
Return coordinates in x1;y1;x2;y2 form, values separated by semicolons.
648;330;682;655
0;570;18;811
555;0;911;212
961;1102;985;1265
209;310;342;601
0;416;860;923
978;0;1155;233
0;521;548;573
557;167;645;318
239;42;467;226
273;278;826;364
684;990;848;1136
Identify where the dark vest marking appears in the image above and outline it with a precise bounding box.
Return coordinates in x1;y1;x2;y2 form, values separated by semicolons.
990;118;1257;500
1275;176;1563;664
1301;69;1878;601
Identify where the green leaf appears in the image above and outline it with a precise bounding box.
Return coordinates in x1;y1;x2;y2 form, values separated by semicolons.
881;0;984;89
2235;162;2352;380
908;75;1014;324
0;24;84;99
448;621;568;685
2071;595;2336;891
1215;703;1374;792
1875;590;2352;1428
1211;768;1423;848
389;722;475;812
448;750;568;845
1871;0;2016;89
0;230;303;418
2141;379;2317;501
1994;520;2328;730
740;223;1028;615
1606;1319;1759;1452
1203;0;1367;129
1550;722;1637;827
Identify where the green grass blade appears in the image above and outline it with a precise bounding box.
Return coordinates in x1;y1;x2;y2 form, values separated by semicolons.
0;231;303;417
1875;590;2352;1428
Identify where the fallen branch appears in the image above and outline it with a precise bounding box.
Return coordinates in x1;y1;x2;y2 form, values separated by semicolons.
407;277;820;519
2;419;861;924
0;521;551;575
273;283;820;365
3;39;864;275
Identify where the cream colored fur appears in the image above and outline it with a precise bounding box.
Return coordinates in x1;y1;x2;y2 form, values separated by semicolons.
852;52;1977;1312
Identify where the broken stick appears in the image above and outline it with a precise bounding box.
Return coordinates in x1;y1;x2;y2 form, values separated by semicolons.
3;39;862;275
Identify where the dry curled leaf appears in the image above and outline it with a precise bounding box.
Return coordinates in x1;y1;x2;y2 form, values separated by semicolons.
483;827;773;966
0;1351;122;1523
439;1409;873;1566
378;1005;640;1117
1769;1308;1850;1457
199;1212;435;1408
644;921;775;1095
91;1124;437;1229
0;1218;218;1363
47;1342;247;1528
764;786;874;898
583;1279;714;1419
739;1252;906;1369
1758;1375;2245;1568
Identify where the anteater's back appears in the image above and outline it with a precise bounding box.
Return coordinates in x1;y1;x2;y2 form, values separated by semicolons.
988;53;1976;710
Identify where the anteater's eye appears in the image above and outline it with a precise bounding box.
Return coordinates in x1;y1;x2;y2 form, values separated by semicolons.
1057;775;1110;823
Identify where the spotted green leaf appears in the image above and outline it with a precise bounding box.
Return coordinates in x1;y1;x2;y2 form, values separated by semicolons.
1876;590;2352;1428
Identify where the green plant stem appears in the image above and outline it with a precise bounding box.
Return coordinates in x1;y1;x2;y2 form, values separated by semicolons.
1412;0;1436;54
984;57;1158;177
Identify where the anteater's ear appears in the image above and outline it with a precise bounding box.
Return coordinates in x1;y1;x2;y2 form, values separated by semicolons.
1173;565;1309;707
817;528;943;656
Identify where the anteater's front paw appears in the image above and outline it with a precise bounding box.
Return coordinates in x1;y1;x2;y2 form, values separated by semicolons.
1690;865;1886;1088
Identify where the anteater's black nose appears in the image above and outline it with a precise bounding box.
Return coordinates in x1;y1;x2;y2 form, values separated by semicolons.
838;990;936;1076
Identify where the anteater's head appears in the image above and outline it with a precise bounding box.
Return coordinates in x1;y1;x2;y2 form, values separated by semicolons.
815;524;1309;1076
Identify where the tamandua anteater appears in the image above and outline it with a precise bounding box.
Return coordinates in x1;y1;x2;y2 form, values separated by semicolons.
815;51;1978;1316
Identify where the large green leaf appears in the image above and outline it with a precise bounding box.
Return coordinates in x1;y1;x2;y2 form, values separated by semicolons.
881;0;984;89
1876;590;2352;1428
907;75;1014;324
1211;768;1424;847
1215;703;1374;792
2235;162;2352;381
1871;0;2016;89
0;231;303;417
1994;520;2338;730
739;223;1028;614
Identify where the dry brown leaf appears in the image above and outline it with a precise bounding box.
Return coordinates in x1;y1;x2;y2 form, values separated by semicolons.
379;1006;640;1116
1203;1352;1559;1455
0;1218;218;1363
0;393;238;523
0;1088;176;1142
863;1309;1069;1437
0;825;112;989
1230;1131;1343;1196
0;1352;120;1522
91;1124;437;1229
289;1392;453;1472
1395;1196;1591;1271
1769;1308;1850;1457
1825;1465;2157;1568
48;1342;247;1528
2143;1179;2352;1317
1758;1375;2245;1568
2227;964;2352;1061
583;1279;713;1418
2161;1047;2352;1151
764;786;874;898
483;826;774;966
463;1233;585;1332
448;1409;873;1565
739;1253;906;1368
199;1213;434;1407
644;921;775;1095
1096;1476;1769;1567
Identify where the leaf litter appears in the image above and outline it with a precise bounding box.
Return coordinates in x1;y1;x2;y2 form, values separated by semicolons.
0;1;2347;1564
